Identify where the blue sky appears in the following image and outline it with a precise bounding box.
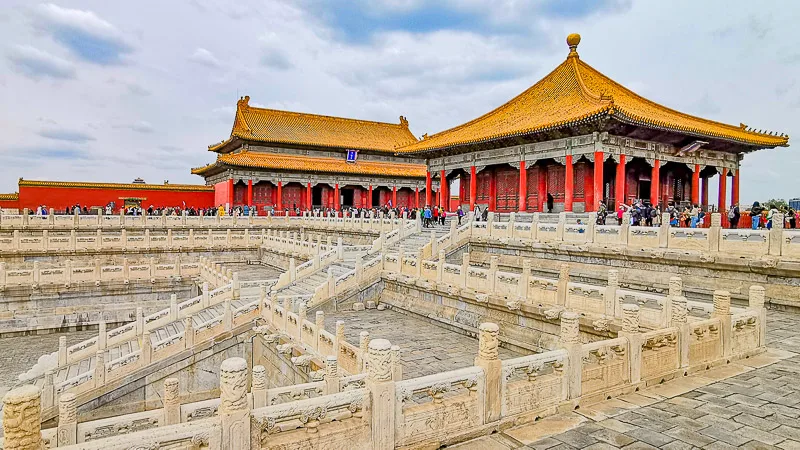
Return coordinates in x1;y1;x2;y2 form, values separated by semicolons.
0;0;797;203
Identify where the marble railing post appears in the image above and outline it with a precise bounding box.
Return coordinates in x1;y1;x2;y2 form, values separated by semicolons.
709;213;722;253
94;350;105;386
324;356;340;394
519;259;531;300
98;321;107;350
41;370;54;411
670;294;689;371
620;212;631;244
749;285;767;348
219;357;250;450
769;212;784;256
605;269;619;318
252;365;267;408
391;345;402;381
488;255;498;293
713;290;732;357
3;385;42;450
289;258;296;282
475;322;501;423
168;294;178;321
183;317;194;349
0;262;5;289
560;312;582;400
202;282;210;307
315;311;324;351
223;301;233;331
366;339;395;450
437;250;445;283
658;213;670;247
359;331;370;372
232;273;240;299
557;263;570;306
461;253;470;288
58;336;67;366
619;304;642;384
335;320;345;359
142;331;152;364
136;307;144;335
163;378;180;425
556;212;567;241
57;393;77;446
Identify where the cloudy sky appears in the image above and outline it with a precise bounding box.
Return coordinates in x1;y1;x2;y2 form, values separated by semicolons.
0;0;796;203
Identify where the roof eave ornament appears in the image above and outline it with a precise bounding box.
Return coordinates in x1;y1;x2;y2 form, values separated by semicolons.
567;33;581;59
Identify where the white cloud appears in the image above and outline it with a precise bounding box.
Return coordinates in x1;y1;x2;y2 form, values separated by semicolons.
188;48;221;68
6;44;76;79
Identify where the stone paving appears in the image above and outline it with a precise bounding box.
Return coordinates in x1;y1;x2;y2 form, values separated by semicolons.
0;330;97;397
323;309;522;378
453;310;800;450
222;262;283;281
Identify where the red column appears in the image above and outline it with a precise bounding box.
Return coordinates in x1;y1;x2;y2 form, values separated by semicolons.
306;183;312;209
718;169;728;213
247;180;253;206
518;161;527;211
538;165;547;212
585;167;594;212
469;165;477;212
593;151;603;211
367;185;373;208
650;159;660;207
425;172;432;206
488;169;497;212
439;170;447;208
732;169;740;208
615;154;626;207
392;186;397;207
227;179;234;206
276;181;283;210
564;156;574;212
415;187;420;208
334;183;340;211
701;176;709;208
691;165;700;206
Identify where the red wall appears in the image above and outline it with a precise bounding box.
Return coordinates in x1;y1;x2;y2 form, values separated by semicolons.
214;181;230;206
0;198;19;210
18;185;214;212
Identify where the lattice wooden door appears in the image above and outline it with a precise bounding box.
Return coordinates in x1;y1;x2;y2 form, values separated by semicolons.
282;185;303;209
547;165;565;202
526;167;539;211
477;171;492;204
496;167;519;212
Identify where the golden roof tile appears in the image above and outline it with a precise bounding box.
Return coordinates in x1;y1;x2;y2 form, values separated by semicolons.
0;193;19;201
192;151;426;178
398;34;789;153
210;97;418;152
17;179;213;192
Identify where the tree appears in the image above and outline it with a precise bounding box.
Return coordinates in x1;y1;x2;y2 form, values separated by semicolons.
763;198;788;211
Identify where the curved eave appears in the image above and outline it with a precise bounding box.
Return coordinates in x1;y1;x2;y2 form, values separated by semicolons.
612;109;790;150
396;107;613;155
230;131;412;153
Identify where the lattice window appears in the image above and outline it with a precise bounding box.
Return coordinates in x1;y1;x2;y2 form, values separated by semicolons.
397;190;411;208
234;184;247;204
477;171;492;202
547;165;565;201
282;185;303;209
253;183;273;205
574;163;586;200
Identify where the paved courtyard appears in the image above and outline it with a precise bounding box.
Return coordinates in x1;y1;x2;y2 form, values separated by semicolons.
222;262;283;281
454;309;800;450
324;309;522;378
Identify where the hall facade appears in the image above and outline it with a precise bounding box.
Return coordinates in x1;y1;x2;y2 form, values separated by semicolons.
195;34;788;215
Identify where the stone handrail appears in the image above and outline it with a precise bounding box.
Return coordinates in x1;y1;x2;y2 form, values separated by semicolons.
467;211;799;259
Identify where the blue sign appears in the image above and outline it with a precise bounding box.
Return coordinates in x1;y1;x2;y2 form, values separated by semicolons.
346;150;358;163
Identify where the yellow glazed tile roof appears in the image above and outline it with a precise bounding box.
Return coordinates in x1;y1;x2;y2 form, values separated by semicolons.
209;97;418;152
0;193;19;201
192;151;426;178
398;34;788;153
18;179;213;192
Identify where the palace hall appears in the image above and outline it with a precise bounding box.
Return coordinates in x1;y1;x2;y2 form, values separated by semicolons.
194;34;788;214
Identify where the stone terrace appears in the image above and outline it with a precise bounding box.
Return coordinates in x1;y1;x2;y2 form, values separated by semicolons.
324;309;522;378
453;309;800;450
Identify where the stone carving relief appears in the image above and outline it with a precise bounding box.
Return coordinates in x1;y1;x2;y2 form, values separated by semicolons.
219;357;248;414
478;322;500;360
367;339;393;382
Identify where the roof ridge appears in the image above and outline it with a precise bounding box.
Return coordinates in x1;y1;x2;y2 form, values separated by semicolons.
240;103;409;129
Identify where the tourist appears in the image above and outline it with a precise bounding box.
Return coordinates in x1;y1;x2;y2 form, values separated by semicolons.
432;205;439;226
749;202;763;230
728;204;740;229
423;206;432;228
767;207;777;230
456;205;464;225
788;208;797;229
474;205;482;222
547;193;554;213
689;205;700;228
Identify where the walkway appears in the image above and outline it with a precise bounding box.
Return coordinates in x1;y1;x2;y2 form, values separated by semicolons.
453;310;800;450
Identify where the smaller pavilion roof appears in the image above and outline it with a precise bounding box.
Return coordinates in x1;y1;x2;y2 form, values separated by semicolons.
192;151;426;178
208;97;418;153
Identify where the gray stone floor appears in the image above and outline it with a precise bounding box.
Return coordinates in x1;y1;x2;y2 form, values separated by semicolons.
453;309;800;450
222;262;283;281
323;309;522;378
0;330;97;396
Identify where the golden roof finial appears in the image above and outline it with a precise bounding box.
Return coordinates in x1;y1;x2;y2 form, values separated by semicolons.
567;33;581;58
399;116;409;128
